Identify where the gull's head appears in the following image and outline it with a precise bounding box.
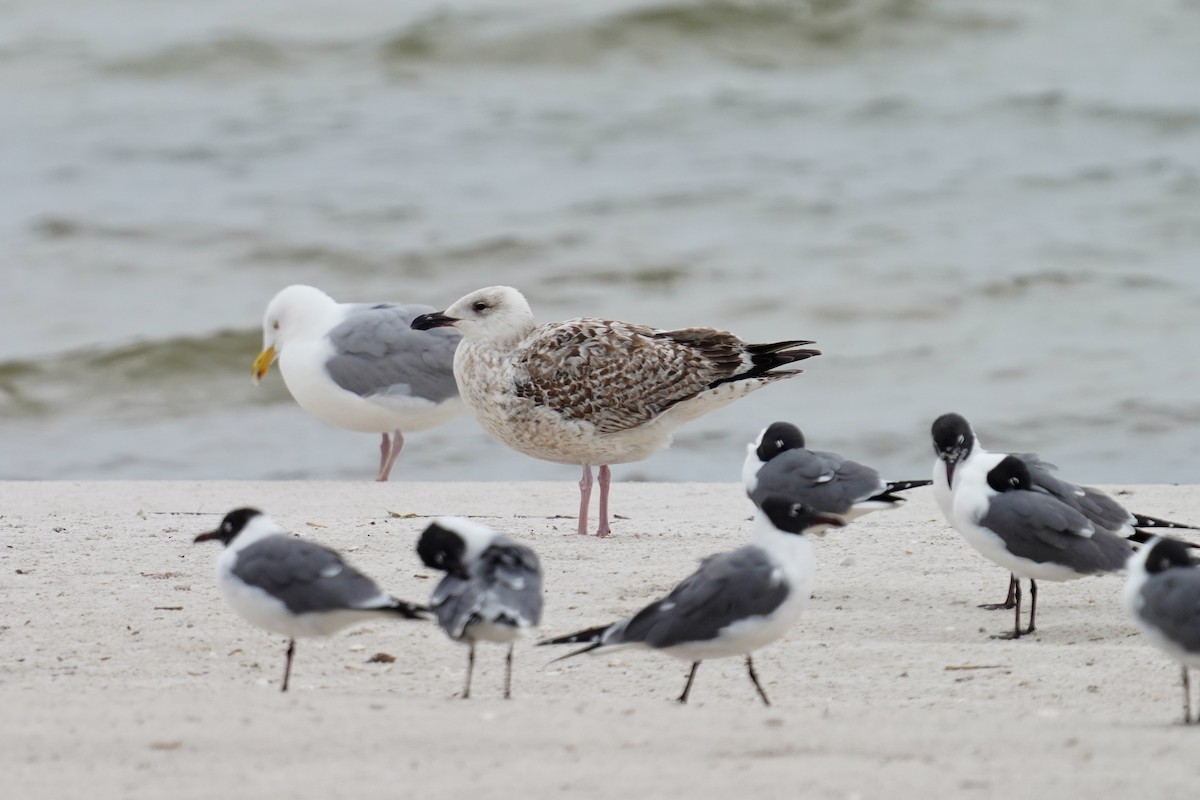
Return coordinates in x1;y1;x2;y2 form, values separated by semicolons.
985;455;1032;495
1137;536;1195;577
254;285;338;383
416;517;500;579
411;286;534;347
758;496;846;537
194;507;278;547
931;412;975;488
751;421;806;465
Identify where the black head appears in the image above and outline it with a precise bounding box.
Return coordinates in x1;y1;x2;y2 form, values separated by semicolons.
759;496;846;535
1143;537;1195;575
931;413;975;488
417;522;469;579
986;455;1032;494
194;507;263;546
756;422;806;463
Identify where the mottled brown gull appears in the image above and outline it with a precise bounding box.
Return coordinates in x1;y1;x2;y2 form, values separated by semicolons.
412;286;821;536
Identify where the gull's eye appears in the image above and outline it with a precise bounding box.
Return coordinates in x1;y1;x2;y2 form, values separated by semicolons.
956;435;964;445
272;321;280;330
472;301;488;313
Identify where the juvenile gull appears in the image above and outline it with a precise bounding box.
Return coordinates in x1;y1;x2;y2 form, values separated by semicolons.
253;284;464;481
194;507;426;691
1124;537;1200;724
538;498;845;705
931;412;1195;609
412;286;820;536
743;421;930;526
417;517;543;699
952;455;1132;639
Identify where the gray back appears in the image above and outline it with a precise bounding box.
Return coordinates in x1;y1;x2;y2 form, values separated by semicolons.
231;534;385;614
1023;454;1133;532
611;545;788;649
326;303;460;402
980;491;1132;574
750;448;885;514
1138;568;1200;655
431;539;543;640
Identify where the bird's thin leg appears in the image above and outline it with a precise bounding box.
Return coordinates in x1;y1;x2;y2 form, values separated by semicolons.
979;573;1017;610
1183;667;1193;725
746;655;771;707
991;580;1023;640
678;662;701;704
281;639;296;692
376;433;391;481
576;465;593;536
596;465;612;538
504;643;514;700
462;642;475;700
377;430;404;482
1025;579;1038;635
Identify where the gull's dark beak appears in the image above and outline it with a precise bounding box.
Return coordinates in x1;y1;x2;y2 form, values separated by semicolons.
945;460;956;490
193;530;221;544
411;311;458;331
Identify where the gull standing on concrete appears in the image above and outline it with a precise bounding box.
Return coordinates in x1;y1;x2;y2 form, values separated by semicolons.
743;421;930;525
931;412;1194;609
952;455;1133;639
412;286;820;536
194;507;426;691
1124;536;1200;724
253;284;464;481
417;517;543;699
539;498;845;704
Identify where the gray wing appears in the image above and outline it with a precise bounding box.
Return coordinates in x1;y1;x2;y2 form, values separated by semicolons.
431;540;543;640
232;535;387;614
980;491;1132;573
750;449;886;514
1023;454;1134;532
609;546;788;649
1139;569;1200;655
325;303;461;403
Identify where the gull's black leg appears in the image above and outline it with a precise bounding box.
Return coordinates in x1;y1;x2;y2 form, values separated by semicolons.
504;644;514;700
281;639;296;692
462;642;475;700
1025;579;1038;635
1183;667;1193;725
979;573;1017;610
991;580;1023;640
678;662;701;704
746;655;771;706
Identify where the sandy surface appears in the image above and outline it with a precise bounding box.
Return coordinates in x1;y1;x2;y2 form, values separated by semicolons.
2;480;1199;799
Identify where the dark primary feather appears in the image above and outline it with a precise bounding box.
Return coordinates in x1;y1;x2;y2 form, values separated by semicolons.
431;541;543;640
232;535;392;615
325;303;461;403
981;492;1132;573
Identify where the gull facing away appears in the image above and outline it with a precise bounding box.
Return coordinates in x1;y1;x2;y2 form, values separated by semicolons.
194;508;426;691
417;517;543;699
743;421;930;525
952;455;1132;639
412;286;821;536
1124;537;1200;724
538;498;845;705
253;284;464;481
931;412;1195;610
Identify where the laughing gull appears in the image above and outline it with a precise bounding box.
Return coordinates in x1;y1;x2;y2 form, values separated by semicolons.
411;286;820;536
1124;537;1200;724
194;507;426;691
538;497;845;704
417;517;543;699
743;421;930;525
253;284;464;481
931;412;1195;609
952;455;1133;639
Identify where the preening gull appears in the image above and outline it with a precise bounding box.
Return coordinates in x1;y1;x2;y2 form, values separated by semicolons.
931;412;1196;609
743;421;930;526
194;507;426;691
417;517;543;699
412;286;821;536
1124;537;1200;724
253;284;464;481
539;498;845;705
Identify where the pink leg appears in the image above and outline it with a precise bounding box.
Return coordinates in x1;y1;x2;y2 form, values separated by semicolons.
376;430;404;482
376;433;391;481
596;465;612;538
577;465;593;536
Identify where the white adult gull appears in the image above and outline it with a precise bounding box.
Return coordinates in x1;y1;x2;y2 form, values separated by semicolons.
743;421;930;525
412;286;821;536
952;455;1133;639
931;412;1195;609
417;517;543;699
539;497;846;705
1124;536;1200;724
253;284;464;481
194;507;426;691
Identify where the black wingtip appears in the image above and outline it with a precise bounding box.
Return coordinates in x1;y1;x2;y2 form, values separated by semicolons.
1128;530;1200;549
385;599;429;620
884;479;934;494
538;623;610;647
1132;513;1197;531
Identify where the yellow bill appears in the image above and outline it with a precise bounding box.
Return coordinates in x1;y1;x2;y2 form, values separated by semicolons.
252;345;276;384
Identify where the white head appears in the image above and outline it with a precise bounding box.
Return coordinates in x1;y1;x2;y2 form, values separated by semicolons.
253;285;340;382
410;286;535;348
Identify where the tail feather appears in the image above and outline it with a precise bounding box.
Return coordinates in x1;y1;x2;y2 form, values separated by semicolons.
709;341;822;389
864;491;906;506
1127;530;1200;549
1132;513;1196;531
538;623;610;647
382;598;428;620
884;479;933;494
